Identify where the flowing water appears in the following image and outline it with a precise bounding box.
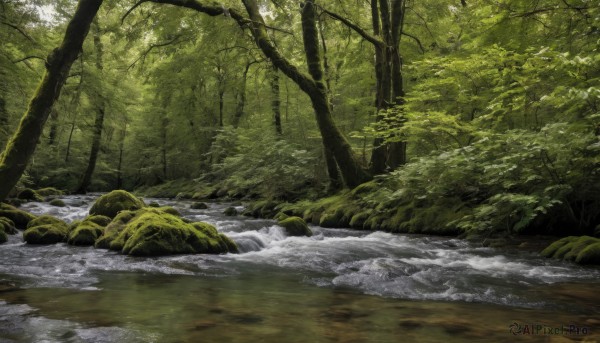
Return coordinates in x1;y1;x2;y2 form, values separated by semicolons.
0;195;599;342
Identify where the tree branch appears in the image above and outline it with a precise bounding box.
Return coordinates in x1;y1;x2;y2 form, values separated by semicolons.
127;35;182;70
0;21;35;43
12;55;46;64
402;32;425;53
320;6;383;48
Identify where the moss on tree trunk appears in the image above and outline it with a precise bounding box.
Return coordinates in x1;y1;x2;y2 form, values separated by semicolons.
0;0;104;202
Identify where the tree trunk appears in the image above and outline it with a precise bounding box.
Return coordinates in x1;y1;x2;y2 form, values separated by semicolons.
270;65;282;135
0;97;9;145
116;127;126;189
0;0;103;202
300;0;371;187
232;62;250;128
75;18;105;194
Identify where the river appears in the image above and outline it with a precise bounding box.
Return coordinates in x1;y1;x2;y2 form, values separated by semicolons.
0;195;598;342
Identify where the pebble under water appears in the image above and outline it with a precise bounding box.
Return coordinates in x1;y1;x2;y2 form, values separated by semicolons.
0;195;599;342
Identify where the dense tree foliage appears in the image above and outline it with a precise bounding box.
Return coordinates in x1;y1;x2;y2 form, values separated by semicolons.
0;0;599;235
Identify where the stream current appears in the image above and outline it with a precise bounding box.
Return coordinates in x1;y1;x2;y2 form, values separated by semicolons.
0;195;598;342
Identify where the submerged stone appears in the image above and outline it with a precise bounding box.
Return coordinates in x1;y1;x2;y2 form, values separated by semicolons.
278;216;312;237
89;190;145;218
191;202;208;210
48;199;66;207
223;207;238;216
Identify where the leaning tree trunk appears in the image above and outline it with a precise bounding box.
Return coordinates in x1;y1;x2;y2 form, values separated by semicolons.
0;0;103;202
75;18;105;194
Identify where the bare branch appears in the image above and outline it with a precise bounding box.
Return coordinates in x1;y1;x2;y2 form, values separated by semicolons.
127;35;182;70
319;6;383;48
12;55;45;64
402;32;425;54
0;21;35;43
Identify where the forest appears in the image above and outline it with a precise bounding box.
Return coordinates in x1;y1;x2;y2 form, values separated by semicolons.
0;0;599;341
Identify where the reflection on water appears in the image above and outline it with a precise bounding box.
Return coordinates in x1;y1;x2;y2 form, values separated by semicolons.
0;196;598;342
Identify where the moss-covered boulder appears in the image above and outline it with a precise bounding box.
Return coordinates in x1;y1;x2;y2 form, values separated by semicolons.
120;212;236;256
278;217;312;237
0;217;18;235
68;221;104;246
191;202;208;210
23;215;69;244
67;215;111;246
36;187;65;197
95;210;138;249
541;236;600;265
0;230;7;244
0;207;36;230
223;207;238;216
96;208;237;256
48;199;66;207
89;190;146;218
16;188;43;202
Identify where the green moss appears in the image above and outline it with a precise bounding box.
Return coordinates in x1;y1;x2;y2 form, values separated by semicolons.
349;211;371;229
81;215;112;227
0;209;36;230
95;210;137;249
0;217;17;234
542;236;600;265
157;206;181;216
68;222;103;246
278;216;312;237
23;223;68;244
148;202;160;208
48;199;66;207
27;215;66;229
219;233;238;253
274;212;289;221
223;207;238;216
563;236;599;261
89;190;146;218
0;230;7;244
191;202;208;210
16;188;43;201
120;213;233;256
350;181;380;198
363;214;385;231
36;187;65;197
576;242;600;264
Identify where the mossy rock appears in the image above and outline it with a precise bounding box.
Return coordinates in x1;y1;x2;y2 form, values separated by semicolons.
0;217;18;235
191;202;209;210
223;207;238;216
0;230;7;244
95;210;138;249
0;209;36;230
576;242;600;264
157;206;180;216
349;211;371;229
27;215;65;229
89;190;146;218
48;199;66;207
81;215;112;228
120;212;236;256
148;202;160;208
16;188;43;202
274;212;289;221
190;222;238;254
36;187;65;197
542;236;600;265
278;217;312;237
68;222;104;246
23;217;69;245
